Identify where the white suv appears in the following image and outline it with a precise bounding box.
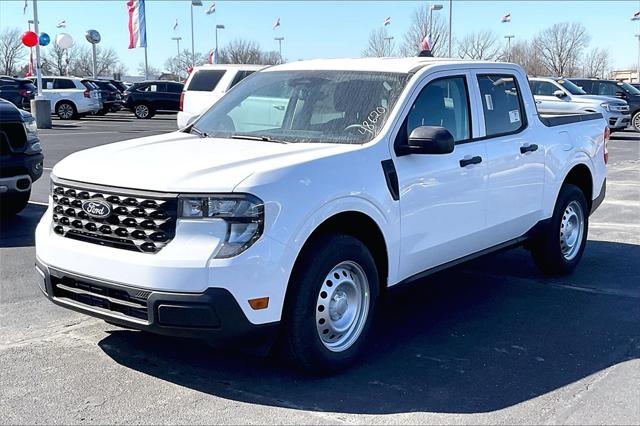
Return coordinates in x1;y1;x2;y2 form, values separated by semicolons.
30;76;101;119
177;64;266;128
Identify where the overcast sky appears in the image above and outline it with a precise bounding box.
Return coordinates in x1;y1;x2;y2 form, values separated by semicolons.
1;0;638;75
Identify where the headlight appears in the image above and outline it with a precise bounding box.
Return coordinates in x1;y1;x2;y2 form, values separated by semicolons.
600;103;610;112
179;194;264;258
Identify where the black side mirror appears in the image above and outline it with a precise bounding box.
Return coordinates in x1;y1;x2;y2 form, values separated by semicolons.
398;126;455;155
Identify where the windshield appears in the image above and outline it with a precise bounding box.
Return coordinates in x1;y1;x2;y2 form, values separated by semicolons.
192;70;409;144
557;79;586;95
619;81;640;95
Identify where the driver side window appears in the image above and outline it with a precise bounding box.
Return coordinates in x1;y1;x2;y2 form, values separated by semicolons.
407;76;471;142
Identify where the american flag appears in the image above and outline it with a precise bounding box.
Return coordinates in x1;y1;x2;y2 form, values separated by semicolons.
421;35;431;51
501;13;511;23
56;20;66;28
205;3;216;15
632;10;640;21
273;17;280;30
173;19;178;30
383;17;391;26
127;0;147;49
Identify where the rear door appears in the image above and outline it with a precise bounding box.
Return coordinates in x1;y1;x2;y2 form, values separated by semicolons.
475;71;545;245
394;71;489;278
183;69;227;115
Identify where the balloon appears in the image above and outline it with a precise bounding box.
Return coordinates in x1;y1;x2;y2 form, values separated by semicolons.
55;32;74;49
21;31;38;47
39;32;50;46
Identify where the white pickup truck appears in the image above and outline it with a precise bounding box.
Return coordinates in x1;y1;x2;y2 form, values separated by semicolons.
35;58;607;372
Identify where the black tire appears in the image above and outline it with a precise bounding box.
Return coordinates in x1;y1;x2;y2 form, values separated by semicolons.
530;184;589;275
95;108;108;116
56;101;77;120
0;191;30;217
282;234;379;373
632;111;640;132
133;103;153;119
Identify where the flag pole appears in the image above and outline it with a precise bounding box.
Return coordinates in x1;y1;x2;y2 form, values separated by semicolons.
144;46;149;79
30;0;51;128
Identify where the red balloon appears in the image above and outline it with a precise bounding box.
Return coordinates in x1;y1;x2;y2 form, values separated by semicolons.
21;31;38;47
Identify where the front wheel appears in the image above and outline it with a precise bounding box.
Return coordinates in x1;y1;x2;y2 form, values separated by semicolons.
282;234;379;373
530;184;589;275
0;191;30;217
56;101;77;120
632;111;640;132
133;103;153;119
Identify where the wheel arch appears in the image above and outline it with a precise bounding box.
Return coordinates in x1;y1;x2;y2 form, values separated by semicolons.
559;163;593;211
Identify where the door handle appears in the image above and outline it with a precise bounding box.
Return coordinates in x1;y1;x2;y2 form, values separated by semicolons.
273;105;285;111
459;156;482;167
520;144;538;154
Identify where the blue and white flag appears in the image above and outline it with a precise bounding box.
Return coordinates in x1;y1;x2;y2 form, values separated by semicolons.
127;0;147;49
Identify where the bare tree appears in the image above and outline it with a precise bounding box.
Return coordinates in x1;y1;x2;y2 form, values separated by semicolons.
219;39;263;64
581;47;611;78
362;27;395;57
0;28;26;75
260;50;282;65
533;22;590;77
42;43;78;76
137;62;161;79
70;46;121;77
400;4;449;57
164;49;207;79
456;30;500;60
505;40;547;76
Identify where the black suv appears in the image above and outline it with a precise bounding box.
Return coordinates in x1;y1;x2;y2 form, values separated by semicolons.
86;79;123;114
0;99;43;216
122;80;184;119
99;79;128;93
0;76;36;110
569;78;640;131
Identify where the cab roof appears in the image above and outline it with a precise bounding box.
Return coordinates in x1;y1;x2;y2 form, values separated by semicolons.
264;57;516;74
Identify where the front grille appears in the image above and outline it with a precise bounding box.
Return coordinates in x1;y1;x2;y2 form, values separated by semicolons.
0;122;27;155
51;182;178;254
51;274;149;321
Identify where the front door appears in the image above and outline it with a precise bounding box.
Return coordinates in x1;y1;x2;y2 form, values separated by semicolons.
394;72;489;280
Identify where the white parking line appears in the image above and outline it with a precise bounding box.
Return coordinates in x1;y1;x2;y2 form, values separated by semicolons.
589;222;640;229
28;200;49;206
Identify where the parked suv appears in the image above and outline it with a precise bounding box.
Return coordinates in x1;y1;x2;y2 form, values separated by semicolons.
123;80;184;119
530;77;630;131
36;59;607;372
177;64;265;128
0;76;36;110
98;79;128;94
86;79;123;114
29;76;101;119
0;99;43;216
569;78;640;131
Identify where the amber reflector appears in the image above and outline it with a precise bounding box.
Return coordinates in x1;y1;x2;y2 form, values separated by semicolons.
248;297;269;310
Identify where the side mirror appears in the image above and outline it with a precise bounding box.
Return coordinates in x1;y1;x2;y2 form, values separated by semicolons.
615;91;626;99
553;90;566;98
399;126;455;155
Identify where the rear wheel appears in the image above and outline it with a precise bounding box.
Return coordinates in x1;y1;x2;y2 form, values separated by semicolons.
0;191;30;217
133;103;153;119
56;101;77;120
282;234;379;373
530;184;589;275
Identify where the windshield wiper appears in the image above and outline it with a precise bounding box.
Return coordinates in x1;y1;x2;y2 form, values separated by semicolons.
190;126;207;138
230;134;288;144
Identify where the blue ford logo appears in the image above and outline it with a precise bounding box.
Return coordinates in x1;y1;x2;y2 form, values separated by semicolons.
81;199;112;219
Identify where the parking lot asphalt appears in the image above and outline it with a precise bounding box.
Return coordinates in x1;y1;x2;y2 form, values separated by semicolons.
1;115;639;424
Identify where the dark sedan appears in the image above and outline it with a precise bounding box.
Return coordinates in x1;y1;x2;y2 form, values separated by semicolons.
0;76;36;110
122;81;184;119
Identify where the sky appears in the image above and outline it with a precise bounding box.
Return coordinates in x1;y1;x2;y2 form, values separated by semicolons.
1;0;639;75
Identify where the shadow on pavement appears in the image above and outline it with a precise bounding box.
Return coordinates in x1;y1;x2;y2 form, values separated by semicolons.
98;240;640;415
0;203;46;248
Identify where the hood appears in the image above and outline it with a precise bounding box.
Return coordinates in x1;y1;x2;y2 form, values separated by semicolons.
573;94;627;106
0;99;24;122
53;132;354;193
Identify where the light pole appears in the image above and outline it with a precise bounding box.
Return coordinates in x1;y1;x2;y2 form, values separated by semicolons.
274;36;284;64
428;4;443;49
448;0;452;57
504;34;515;62
215;24;225;63
383;36;394;56
636;34;640;83
190;0;203;66
171;36;182;57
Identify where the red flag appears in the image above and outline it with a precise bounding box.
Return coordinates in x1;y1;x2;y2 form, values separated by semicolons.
25;50;34;77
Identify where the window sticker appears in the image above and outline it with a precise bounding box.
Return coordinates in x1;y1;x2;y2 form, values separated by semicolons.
444;97;454;109
485;94;494;111
509;109;521;123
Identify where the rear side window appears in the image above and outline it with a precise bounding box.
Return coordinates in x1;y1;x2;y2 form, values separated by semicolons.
229;70;256;89
594;81;620;97
187;70;226;91
54;79;76;89
571;79;592;92
477;74;525;137
530;80;559;96
166;83;183;93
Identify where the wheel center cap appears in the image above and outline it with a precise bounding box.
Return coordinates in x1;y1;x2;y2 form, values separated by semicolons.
329;291;348;321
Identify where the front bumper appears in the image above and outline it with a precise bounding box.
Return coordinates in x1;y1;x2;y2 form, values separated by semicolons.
0;153;44;193
35;257;279;346
608;114;630;131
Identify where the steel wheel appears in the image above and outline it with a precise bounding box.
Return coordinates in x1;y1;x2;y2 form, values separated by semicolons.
315;260;370;353
135;104;150;119
57;103;74;119
560;200;585;261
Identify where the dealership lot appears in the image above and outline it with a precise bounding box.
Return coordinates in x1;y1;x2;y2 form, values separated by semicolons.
1;116;638;424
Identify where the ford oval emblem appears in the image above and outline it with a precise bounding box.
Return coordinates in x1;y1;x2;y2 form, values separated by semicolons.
81;199;112;219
